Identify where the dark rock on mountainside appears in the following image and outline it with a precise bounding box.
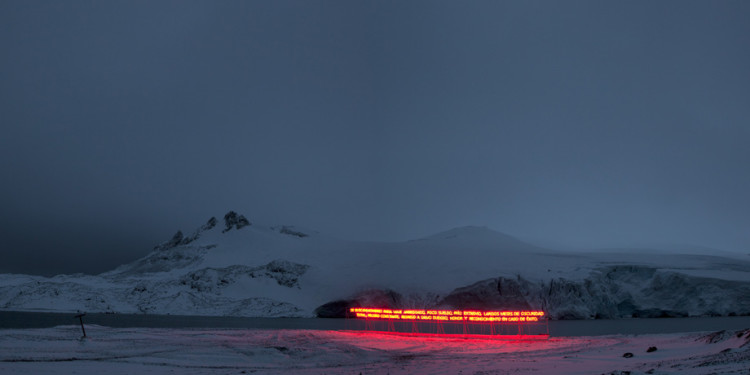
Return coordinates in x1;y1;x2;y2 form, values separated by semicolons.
314;300;351;319
436;266;750;319
155;230;186;251
223;211;250;232
154;216;219;251
177;260;309;291
278;226;308;238
202;216;218;231
315;289;402;318
262;260;310;288
441;276;534;311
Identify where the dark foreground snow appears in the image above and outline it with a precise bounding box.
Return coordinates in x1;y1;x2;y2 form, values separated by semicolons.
1;325;748;374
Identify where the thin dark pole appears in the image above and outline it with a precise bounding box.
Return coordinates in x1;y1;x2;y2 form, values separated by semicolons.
74;313;86;338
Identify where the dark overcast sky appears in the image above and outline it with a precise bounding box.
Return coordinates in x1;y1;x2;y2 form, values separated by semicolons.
2;1;749;276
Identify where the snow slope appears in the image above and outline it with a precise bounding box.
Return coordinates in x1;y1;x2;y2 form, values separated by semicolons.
1;211;749;319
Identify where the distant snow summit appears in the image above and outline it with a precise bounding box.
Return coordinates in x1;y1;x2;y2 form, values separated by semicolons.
2;211;750;319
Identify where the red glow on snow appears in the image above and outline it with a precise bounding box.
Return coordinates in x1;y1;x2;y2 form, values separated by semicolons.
348;307;549;338
349;308;545;323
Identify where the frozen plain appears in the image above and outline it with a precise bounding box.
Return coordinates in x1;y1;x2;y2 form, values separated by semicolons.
1;325;749;375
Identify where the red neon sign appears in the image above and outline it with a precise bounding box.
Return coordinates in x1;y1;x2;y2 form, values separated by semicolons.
349;308;545;323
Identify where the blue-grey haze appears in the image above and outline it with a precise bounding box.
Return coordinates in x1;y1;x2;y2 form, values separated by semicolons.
1;0;749;276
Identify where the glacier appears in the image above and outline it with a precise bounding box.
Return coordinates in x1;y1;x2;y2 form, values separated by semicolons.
2;211;749;319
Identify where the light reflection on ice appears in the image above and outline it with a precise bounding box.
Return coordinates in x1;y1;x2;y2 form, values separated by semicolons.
0;325;748;374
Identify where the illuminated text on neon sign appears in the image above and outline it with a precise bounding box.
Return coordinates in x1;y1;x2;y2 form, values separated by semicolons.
349;308;545;323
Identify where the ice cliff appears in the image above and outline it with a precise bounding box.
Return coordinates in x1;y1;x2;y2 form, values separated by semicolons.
2;212;749;319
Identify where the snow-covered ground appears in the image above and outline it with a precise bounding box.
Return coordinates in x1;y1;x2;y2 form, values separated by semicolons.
1;325;749;374
2;211;749;319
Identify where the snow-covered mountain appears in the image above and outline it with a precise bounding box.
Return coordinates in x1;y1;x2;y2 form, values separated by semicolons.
2;211;750;319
